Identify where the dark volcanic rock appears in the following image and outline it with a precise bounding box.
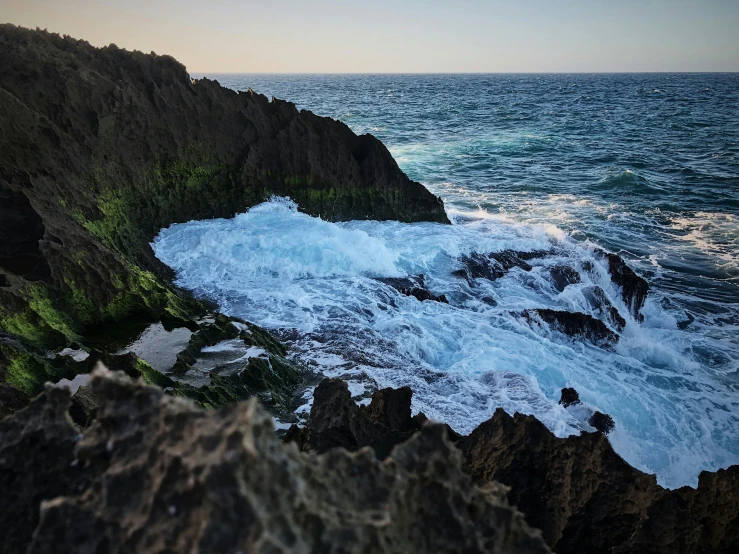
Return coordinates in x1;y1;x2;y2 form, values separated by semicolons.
0;25;448;392
296;382;739;554
522;308;620;348
7;369;550;554
558;387;580;408
285;378;423;459
457;409;739;554
582;285;627;332
605;253;649;321
378;275;449;303
453;250;550;282
0;382;31;419
0;386;86;553
549;265;581;292
68;384;99;427
588;410;615;435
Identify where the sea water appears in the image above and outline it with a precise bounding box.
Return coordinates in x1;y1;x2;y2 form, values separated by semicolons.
153;74;739;489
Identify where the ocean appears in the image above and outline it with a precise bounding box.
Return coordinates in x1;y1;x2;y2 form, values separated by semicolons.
153;73;739;488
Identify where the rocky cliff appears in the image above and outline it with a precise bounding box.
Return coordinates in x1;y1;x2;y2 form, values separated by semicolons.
0;25;448;398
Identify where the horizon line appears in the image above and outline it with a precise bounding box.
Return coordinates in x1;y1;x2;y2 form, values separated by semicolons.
191;71;739;76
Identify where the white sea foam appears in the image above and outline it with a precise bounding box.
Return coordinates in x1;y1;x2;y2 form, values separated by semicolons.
153;199;739;489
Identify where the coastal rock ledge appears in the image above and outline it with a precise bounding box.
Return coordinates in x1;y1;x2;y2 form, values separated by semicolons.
0;368;549;554
0;24;448;399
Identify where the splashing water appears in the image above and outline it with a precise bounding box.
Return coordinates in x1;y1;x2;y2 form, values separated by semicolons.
153;198;739;489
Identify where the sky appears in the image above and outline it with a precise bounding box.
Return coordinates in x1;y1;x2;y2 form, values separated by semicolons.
2;0;738;73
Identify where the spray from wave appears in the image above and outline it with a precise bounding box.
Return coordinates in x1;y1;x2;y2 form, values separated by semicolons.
152;198;739;489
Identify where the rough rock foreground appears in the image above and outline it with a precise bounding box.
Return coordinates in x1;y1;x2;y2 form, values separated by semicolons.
287;379;739;554
0;24;447;400
0;368;549;554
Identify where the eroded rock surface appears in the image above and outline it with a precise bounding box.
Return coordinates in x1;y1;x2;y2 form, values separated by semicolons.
0;369;551;554
293;379;739;554
604;253;649;320
521;308;620;349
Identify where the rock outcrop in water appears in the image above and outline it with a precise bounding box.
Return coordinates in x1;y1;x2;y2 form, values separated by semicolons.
291;379;739;554
0;368;550;554
0;24;448;399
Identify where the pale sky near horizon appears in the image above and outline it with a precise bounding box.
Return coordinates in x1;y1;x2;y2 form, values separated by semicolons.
2;0;738;73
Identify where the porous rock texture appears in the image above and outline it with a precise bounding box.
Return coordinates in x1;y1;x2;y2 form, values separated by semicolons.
0;24;448;396
292;379;739;554
0;368;550;554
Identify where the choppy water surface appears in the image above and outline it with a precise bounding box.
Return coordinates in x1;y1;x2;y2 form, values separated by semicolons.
155;74;739;488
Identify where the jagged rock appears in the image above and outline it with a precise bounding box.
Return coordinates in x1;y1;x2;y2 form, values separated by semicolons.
0;386;86;553
285;378;422;459
377;275;449;303
8;369;550;554
68;385;99;427
0;24;448;392
550;265;581;292
522;309;619;348
605;253;649;321
582;285;627;332
453;250;550;282
558;387;580;408
0;382;30;419
457;408;739;554
588;410;615;435
297;382;739;554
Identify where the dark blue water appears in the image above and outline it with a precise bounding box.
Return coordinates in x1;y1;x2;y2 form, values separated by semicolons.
167;73;739;487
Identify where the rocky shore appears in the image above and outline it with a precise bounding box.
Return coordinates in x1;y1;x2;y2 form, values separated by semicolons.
1;25;737;553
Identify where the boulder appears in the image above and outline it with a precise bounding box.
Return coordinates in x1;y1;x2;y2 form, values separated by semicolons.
377;275;449;303
558;387;580;408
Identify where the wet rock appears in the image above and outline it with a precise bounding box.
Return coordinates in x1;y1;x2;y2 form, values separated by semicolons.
605;253;649;321
15;368;550;554
68;385;99;428
453;250;550;282
558;387;580;408
378;275;449;303
588;411;615;435
522;309;619;348
550;265;581;292
582;285;627;332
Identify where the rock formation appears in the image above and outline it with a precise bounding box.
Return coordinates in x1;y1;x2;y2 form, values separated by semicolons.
0;24;448;399
0;368;550;554
291;379;739;554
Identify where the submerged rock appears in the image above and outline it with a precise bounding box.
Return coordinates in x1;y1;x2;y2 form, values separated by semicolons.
2;368;551;554
377;275;449;304
522;309;620;349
